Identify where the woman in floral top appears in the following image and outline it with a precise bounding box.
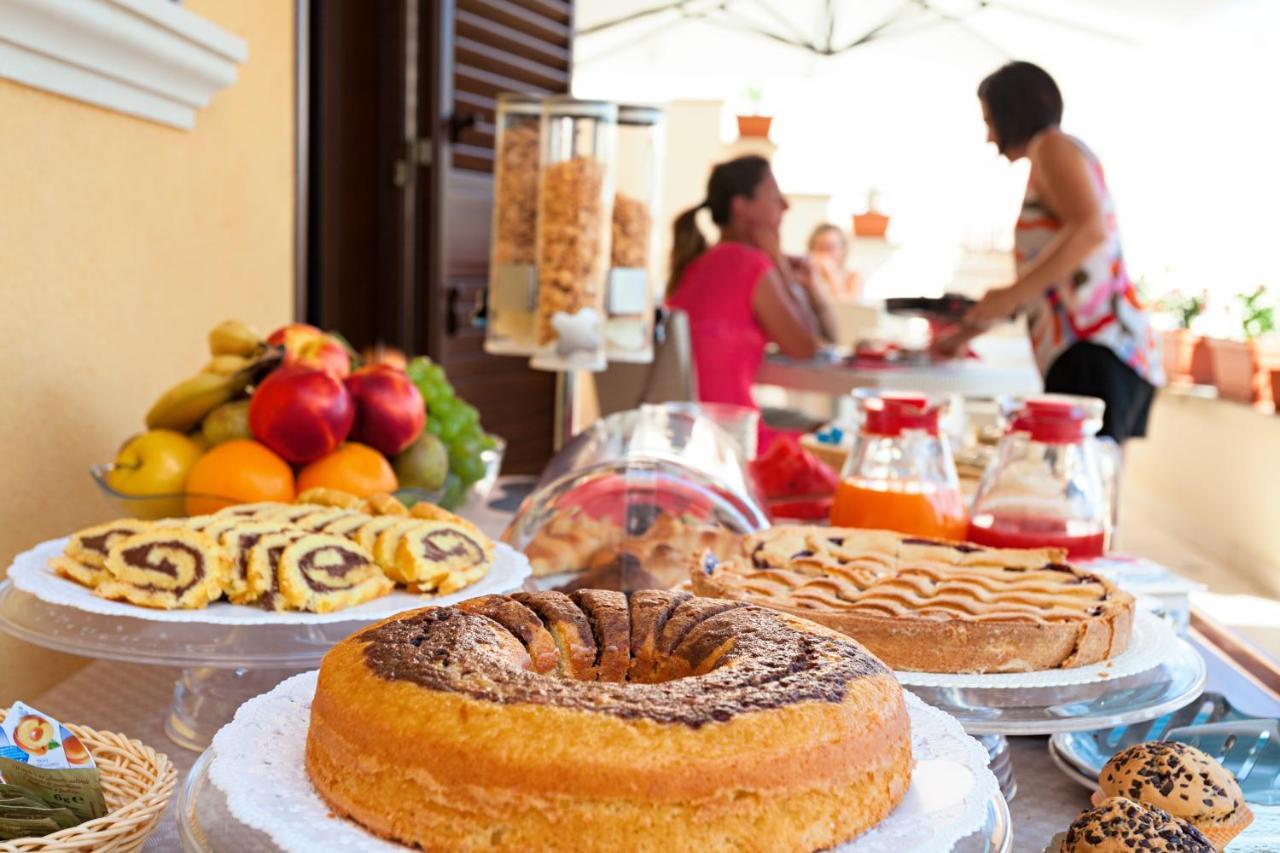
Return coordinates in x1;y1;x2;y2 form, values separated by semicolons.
934;61;1164;442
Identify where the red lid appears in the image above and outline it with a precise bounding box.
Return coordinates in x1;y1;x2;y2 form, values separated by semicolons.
1010;395;1102;443
863;393;939;436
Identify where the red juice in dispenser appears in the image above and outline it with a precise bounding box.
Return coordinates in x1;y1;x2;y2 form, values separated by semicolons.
966;395;1109;559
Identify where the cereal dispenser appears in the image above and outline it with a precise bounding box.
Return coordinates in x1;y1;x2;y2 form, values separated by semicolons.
529;97;618;373
485;93;544;356
605;105;664;363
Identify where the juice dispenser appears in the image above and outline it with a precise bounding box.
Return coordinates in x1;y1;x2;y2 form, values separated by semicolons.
967;394;1109;559
829;391;967;540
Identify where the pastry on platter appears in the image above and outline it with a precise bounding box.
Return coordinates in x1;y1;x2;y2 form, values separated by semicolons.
1095;741;1252;850
522;508;621;577
1060;797;1214;852
306;590;912;851
692;526;1134;673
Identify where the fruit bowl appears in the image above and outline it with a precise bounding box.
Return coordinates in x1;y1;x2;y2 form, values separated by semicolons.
89;435;505;519
90;462;240;518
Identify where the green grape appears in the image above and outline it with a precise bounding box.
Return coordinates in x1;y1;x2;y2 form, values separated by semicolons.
454;434;483;460
422;385;448;411
406;357;431;385
425;416;443;436
480;433;498;450
438;414;464;442
455;454;486;485
439;472;466;509
458;404;479;427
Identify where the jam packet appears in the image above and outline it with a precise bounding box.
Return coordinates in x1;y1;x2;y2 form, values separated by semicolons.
0;702;107;839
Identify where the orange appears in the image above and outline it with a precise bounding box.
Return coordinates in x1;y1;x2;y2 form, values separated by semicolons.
184;439;296;516
297;442;398;498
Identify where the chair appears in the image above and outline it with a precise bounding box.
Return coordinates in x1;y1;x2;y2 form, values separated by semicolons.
593;309;697;417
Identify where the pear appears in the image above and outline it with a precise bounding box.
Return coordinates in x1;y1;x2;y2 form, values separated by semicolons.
201;399;254;446
394;432;449;491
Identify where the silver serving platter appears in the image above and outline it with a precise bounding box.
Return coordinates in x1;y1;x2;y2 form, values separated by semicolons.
1050;692;1280;804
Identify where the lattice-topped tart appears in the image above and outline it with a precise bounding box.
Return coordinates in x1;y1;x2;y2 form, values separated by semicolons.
691;526;1134;673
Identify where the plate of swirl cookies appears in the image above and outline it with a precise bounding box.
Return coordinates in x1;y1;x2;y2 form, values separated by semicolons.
691;526;1172;688
7;491;530;625
195;591;1006;853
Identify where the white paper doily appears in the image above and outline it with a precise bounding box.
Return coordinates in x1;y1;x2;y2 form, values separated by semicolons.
6;537;529;625
208;672;999;853
895;609;1174;689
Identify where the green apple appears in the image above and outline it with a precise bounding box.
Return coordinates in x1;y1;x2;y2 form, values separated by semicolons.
104;429;203;519
393;432;448;491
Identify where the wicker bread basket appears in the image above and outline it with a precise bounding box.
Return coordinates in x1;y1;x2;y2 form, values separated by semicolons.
0;710;175;853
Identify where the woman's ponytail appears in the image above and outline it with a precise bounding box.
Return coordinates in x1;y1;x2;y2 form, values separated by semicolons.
665;155;771;299
666;202;708;298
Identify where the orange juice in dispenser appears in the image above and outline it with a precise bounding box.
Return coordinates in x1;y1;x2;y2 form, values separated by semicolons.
830;391;967;540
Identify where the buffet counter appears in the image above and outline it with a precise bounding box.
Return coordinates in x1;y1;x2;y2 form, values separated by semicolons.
20;607;1278;851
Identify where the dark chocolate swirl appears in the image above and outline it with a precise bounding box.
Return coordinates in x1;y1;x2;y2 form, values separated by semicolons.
358;591;889;728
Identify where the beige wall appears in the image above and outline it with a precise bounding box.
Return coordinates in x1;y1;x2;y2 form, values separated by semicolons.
0;0;295;703
1123;392;1280;601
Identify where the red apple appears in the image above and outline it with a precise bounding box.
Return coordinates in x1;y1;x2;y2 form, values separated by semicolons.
249;364;354;463
345;364;426;456
267;323;351;378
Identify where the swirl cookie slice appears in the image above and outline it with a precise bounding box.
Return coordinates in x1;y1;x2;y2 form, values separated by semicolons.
394;512;494;594
246;530;308;611
218;520;298;604
277;534;392;613
57;518;153;587
98;527;228;609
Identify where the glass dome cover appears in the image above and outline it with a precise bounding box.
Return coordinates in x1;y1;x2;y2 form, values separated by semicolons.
503;405;768;588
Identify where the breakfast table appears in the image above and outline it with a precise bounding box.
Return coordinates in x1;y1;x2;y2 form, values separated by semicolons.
18;619;1277;852
9;479;1278;852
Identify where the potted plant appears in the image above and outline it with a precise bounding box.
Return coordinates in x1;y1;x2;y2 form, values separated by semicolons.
853;188;890;238
1154;289;1207;385
1206;285;1280;405
735;85;772;139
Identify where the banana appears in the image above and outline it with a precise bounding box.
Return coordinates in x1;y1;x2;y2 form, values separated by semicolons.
203;354;252;376
145;370;250;432
208;320;263;357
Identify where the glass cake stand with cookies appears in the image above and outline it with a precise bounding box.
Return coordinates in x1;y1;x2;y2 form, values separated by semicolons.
0;489;532;751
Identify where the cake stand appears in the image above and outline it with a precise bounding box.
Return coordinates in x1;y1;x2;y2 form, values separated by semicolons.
0;579;374;751
0;534;530;752
176;745;1012;853
904;635;1207;800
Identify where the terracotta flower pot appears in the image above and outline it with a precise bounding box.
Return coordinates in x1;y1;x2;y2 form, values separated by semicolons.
1161;328;1196;384
1189;335;1215;386
1205;337;1280;405
852;212;890;238
736;115;773;139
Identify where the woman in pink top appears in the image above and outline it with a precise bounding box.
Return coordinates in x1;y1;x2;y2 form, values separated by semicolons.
665;156;833;452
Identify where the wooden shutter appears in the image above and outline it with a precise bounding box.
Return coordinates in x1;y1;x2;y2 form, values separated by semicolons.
420;0;574;475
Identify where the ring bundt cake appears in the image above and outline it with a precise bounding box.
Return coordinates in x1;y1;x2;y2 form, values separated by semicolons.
306;590;913;851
